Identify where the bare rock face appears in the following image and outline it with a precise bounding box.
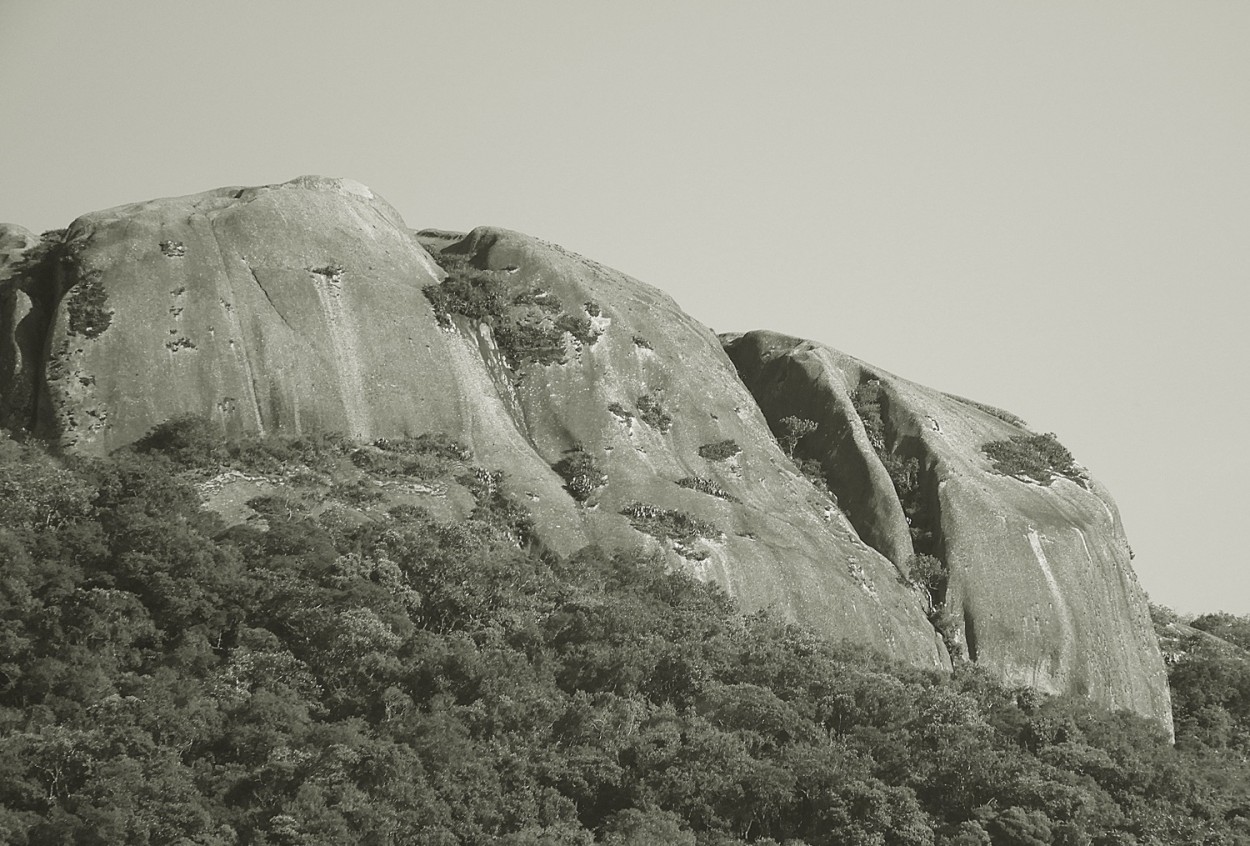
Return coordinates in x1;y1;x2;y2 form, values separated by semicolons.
21;177;472;449
723;330;1171;727
0;178;945;669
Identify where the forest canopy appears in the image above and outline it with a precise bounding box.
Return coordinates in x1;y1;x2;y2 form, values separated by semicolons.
0;423;1247;845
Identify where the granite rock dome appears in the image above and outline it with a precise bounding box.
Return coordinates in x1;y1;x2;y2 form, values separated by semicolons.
0;177;1170;727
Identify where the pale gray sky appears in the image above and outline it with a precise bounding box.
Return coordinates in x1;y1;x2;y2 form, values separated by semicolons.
3;1;1248;615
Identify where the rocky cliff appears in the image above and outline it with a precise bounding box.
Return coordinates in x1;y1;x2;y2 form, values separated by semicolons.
0;176;1170;726
723;331;1170;728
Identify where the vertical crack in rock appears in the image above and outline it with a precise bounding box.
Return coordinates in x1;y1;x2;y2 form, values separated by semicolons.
204;217;266;436
246;263;296;334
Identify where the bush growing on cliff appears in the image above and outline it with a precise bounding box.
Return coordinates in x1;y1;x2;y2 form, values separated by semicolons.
777;415;818;456
795;456;832;496
350;434;469;480
492;316;567;365
908;553;948;605
983;432;1083;485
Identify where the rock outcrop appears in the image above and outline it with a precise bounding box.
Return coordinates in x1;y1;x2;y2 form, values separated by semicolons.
723;330;1171;728
0;176;1171;726
0;177;945;671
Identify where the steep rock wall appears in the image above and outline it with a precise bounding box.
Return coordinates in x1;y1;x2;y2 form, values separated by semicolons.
724;330;1171;727
419;227;947;667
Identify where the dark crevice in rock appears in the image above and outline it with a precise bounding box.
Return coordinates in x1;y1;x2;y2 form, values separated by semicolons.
1;229;70;440
963;609;979;662
722;342;912;572
722;333;958;666
851;376;961;659
850;377;933;552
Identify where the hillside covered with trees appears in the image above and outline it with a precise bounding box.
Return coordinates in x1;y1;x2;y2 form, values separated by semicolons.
0;424;1247;845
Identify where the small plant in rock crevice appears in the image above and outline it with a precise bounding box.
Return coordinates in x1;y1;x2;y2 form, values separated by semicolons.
676;476;737;502
794;457;831;497
552;448;608;502
635;394;672;433
621;502;720;546
66;271;113;339
698;440;741;462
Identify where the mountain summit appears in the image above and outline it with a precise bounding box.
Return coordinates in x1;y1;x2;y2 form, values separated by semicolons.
0;176;1170;728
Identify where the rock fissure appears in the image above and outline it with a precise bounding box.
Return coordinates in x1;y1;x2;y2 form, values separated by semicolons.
206;216;266;436
245;263;297;335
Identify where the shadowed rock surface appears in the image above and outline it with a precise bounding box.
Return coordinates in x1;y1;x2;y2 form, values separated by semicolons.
723;330;1171;728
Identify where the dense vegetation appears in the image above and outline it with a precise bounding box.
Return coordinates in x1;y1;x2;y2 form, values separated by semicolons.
1156;606;1250;761
1;426;1249;845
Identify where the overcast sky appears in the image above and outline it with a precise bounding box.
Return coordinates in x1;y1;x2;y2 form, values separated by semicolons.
3;1;1248;615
